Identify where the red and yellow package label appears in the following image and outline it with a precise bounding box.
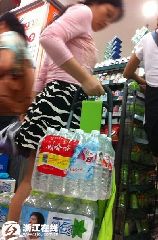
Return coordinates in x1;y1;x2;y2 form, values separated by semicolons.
47;154;70;170
37;153;70;170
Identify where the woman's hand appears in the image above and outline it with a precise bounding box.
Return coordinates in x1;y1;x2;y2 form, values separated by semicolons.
140;84;146;93
81;76;105;96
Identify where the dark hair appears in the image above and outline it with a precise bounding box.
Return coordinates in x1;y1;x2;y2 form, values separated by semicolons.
59;0;123;21
0;12;27;41
83;0;123;8
30;212;45;229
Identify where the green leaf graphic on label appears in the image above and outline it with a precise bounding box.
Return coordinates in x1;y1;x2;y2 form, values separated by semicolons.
72;219;86;238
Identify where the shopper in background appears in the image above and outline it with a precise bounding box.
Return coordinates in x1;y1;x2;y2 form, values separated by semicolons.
0;12;34;120
7;0;124;224
123;29;158;165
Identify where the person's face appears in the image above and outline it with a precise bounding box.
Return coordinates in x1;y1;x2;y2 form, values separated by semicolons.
29;215;38;225
91;3;121;32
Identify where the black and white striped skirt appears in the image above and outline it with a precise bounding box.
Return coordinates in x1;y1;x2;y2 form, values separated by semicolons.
15;80;87;150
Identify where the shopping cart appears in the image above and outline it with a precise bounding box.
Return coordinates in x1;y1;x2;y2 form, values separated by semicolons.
66;85;115;240
29;85;115;240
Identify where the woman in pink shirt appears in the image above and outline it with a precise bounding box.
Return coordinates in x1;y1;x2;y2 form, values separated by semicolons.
8;0;124;225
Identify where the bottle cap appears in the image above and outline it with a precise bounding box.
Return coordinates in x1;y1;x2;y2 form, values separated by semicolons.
91;130;100;135
75;129;84;134
60;128;68;133
101;133;107;138
47;127;55;134
107;137;112;142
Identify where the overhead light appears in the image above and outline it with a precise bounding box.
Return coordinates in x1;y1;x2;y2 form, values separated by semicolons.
143;0;158;18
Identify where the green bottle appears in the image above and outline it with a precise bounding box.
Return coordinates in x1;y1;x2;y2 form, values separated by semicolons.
124;221;130;237
136;220;142;233
132;170;140;185
118;192;126;208
141;219;149;232
121;164;128;185
130;194;138;209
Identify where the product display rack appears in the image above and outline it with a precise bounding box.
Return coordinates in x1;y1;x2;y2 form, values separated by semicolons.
93;63;127;75
93;62;129;238
114;84;158;240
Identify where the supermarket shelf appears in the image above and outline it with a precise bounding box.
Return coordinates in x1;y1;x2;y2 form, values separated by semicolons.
130;160;156;170
113;99;123;105
93;63;127;74
136;92;145;101
129;184;155;193
113;113;122;117
121;182;156;192
114;82;129;239
124;231;151;240
134;137;149;145
103;114;121;119
126;209;154;220
101;83;125;91
109;83;125;91
134;114;144;123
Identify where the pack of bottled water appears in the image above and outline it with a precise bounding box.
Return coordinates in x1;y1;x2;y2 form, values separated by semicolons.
0;191;98;240
0;128;115;239
20;191;99;240
32;128;115;201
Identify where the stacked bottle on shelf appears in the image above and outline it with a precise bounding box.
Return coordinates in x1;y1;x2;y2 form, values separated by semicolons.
115;84;158;240
32;128;115;201
20;191;99;240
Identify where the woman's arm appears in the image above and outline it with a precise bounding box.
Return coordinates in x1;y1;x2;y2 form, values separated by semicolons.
123;53;146;85
61;58;104;96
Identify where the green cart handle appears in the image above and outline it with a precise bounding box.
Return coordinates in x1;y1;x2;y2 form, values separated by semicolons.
67;85;113;137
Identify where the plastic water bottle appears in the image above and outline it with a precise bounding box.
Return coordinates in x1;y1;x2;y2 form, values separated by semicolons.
25;190;44;208
57;197;77;214
48;174;64;195
106;137;115;198
75;200;98;240
0;192;14;228
41;193;61;211
90;130;105;200
32;170;49;192
47;128;69;195
96;134;109;199
48;128;83;197
101;135;115;199
32;129;57;192
79;130;100;201
46;127;56;135
64;129;85;198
